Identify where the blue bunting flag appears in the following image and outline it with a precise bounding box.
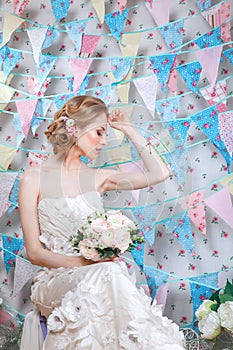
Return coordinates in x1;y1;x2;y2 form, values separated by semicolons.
13;113;25;148
50;0;71;21
105;9;129;42
65;20;88;53
2;236;24;273
7;177;20;214
54;93;74;109
31;99;51;136
164;148;188;185
196;0;211;11
143;265;169;301
168;118;191;148
109;57;132;82
164;211;195;255
42;27;60;50
1;46;21;81
131;206;157;245
150;54;176;93
36;54;57;89
194;26;222;49
223;48;233;65
155;96;181;121
159;20;184;50
176;61;202;93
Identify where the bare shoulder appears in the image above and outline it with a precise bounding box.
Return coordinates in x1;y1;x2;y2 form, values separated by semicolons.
19;166;41;193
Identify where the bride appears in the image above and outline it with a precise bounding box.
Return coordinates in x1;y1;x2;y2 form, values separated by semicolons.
19;95;185;349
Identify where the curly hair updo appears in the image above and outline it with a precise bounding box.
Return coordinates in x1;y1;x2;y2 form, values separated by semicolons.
45;95;108;154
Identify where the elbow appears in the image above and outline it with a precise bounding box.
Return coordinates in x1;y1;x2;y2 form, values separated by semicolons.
26;248;42;266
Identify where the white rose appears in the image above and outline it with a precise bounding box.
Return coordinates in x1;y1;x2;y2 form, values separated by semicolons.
218;301;233;333
114;228;132;252
91;217;109;233
79;240;100;260
107;211;136;230
198;311;221;340
100;229;116;247
195;299;217;320
47;308;66;333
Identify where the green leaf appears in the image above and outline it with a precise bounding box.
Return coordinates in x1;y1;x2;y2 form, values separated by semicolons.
224;279;233;296
219;293;233;303
210;303;219;312
210;289;221;304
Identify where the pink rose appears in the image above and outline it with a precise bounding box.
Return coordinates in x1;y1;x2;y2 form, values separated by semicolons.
100;229;116;247
114;229;132;252
79;239;100;260
91;217;109;233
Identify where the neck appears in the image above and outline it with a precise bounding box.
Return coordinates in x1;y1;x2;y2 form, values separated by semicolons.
63;145;87;171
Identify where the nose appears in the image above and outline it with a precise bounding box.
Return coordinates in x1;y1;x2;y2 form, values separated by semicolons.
100;134;107;145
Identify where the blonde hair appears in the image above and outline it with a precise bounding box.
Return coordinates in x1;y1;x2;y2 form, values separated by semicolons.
45;95;108;154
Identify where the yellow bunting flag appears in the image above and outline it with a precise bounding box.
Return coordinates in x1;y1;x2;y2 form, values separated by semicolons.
220;174;233;195
116;83;130;104
0;81;15;111
120;32;141;58
91;0;105;24
0;145;17;170
108;144;131;164
0;12;25;48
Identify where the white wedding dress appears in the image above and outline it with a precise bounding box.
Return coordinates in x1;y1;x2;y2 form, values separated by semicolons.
20;191;185;350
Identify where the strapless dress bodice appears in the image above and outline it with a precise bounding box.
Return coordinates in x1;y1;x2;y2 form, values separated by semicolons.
37;191;103;255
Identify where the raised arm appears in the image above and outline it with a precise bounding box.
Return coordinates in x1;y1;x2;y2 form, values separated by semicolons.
100;109;170;193
18;168;94;268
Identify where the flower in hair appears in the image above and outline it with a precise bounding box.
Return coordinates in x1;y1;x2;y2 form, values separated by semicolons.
59;116;76;136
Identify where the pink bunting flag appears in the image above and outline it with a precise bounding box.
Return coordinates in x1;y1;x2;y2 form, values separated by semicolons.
28;152;48;167
205;187;233;229
117;0;127;14
0;173;17;217
70;58;93;95
80;35;100;56
195;46;222;88
146;0;170;26
133;75;157;117
14;0;30;16
27;76;51;96
218;112;233;156
16;99;38;138
200;81;227;112
155;283;168;314
185;191;206;235
27;28;47;65
13;257;38;296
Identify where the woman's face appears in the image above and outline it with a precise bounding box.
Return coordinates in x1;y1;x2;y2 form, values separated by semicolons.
76;112;108;160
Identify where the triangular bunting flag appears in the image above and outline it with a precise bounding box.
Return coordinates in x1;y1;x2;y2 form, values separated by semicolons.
223;48;233;65
133;75;157;117
143;265;169;301
168;118;190;148
159;20;184;50
196;0;211;11
156;96;180;121
27;28;47;65
2;47;22;82
192;106;232;169
105;9;128;42
195;46;222;88
50;0;71;21
164;212;195;255
16;99;38;138
117;0;127;14
0;12;25;48
130;242;144;270
41;27;60;50
36;54;57;89
185;191;206;235
70;58;93;95
13;257;38;296
0;308;12;324
92;84;114;105
220;175;233;196
194;26;222;49
2;236;24;273
91;0;105;24
200;81;227;111
218;112;233;156
65;20;88;53
116;83;130;104
0;172;17;217
205;187;233;229
8;176;20;214
28;152;48;168
109;57;132;82
176;61;202;93
120;32;141;58
80;35;100;56
150;54;176;93
14;0;30;16
167;57;177;94
145;0;170;26
31;99;51;136
0;145;17;170
189;272;218;322
0;81;15;111
131;206;157;245
13;113;25;147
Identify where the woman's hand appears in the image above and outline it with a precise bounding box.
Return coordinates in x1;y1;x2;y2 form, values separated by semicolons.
108;109;132;133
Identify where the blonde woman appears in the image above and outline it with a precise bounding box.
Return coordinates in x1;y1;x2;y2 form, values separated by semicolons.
19;95;185;349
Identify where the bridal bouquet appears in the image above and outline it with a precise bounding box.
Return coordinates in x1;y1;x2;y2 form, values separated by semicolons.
196;279;233;343
70;210;144;261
